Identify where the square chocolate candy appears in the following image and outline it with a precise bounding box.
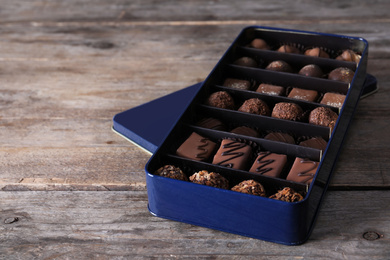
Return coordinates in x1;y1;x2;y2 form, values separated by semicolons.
212;139;252;170
286;158;319;185
176;132;216;161
249;151;287;178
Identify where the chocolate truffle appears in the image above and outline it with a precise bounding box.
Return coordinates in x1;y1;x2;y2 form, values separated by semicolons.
206;91;235;110
189;170;229;189
249;151;287;178
223;78;251;90
212;139;252;170
287;158;319;185
288;87;319;102
256;83;285;96
328;67;355;84
320;93;346;109
304;47;330;58
233;57;258;68
231;180;266;197
272;102;303;121
309;107;338;130
230;126;259;138
265;60;293;73
176;132;216;161
155;165;188;181
299;137;328;153
264;132;295;144
336;50;361;63
298;64;324;78
238;98;270;116
269;187;304;202
196;117;226;131
249;38;270;50
277;45;300;54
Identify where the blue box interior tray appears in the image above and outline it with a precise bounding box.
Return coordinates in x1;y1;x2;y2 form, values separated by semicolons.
113;26;377;245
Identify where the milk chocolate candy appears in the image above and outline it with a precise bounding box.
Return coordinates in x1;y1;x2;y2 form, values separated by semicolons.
230;126;259;138
206;91;235;110
328;67;355;83
249;151;287;178
304;47;329;58
320;93;346;109
176;132;216;161
249;38;270;50
256;83;285;96
212;139;252;170
223;78;251;90
266;60;293;73
272;102;303;121
233;57;258;68
288;87;319;102
238;98;270;116
287;157;319;185
299;137;328;153
277;45;300;54
264;132;295;144
298;64;324;78
196;118;227;131
309;107;338;130
336;50;361;63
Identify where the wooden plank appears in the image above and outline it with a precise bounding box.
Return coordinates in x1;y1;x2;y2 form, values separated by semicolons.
0;190;389;258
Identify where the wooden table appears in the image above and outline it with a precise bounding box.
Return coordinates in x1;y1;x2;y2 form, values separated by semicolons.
1;1;389;258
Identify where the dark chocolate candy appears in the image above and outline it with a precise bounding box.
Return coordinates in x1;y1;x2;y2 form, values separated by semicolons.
230;126;259;138
206;91;235;110
231;180;266;197
196;118;226;131
304;47;329;58
298;64;324;78
328;67;355;83
249;38;270;50
249;151;287;178
265;60;293;73
189;170;229;189
320;93;346;109
287;87;319;102
155;165;188;181
212;139;252;170
238;98;270;116
309;107;338;130
223;78;251;90
256;83;285;96
264;132;295;144
287;158;319;185
233;57;258;68
277;45;300;54
299;137;328;153
271;102;303;121
176;132;216;161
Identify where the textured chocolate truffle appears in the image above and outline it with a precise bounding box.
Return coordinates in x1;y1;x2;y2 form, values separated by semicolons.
265;60;293;73
155;165;188;181
238;98;270;116
309;107;338;130
230;126;259;138
269;187;304;202
304;47;330;58
206;91;235;109
288;87;319;102
320;93;346;109
233;57;258;68
287;158;319;185
299;137;328;153
336;50;361;63
328;67;355;83
277;45;300;54
249;38;270;50
176;132;216;161
264;132;295;144
212;139;252;170
249;152;287;178
223;78;251;90
189;170;229;189
272;102;303;121
196;118;226;131
231;180;266;197
298;64;324;78
256;83;285;96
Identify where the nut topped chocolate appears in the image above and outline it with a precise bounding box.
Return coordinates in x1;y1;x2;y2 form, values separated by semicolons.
231;180;266;197
328;67;355;83
249;151;287;178
272;102;303;121
233;56;258;68
223;78;251;90
189;170;229;189
238;98;270;116
256;83;285;96
265;60;293;73
336;50;361;63
304;47;330;58
277;45;300;54
155;165;188;181
309;107;338;130
287;158;319;185
269;187;304;202
288;87;319;102
212;139;252;170
176;132;216;161
206;91;235;110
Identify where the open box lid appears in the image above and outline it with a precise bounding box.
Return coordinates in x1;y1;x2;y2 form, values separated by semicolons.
112;74;377;154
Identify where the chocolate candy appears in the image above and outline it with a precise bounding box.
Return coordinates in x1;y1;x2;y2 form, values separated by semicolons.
189;170;229;189
206;91;235;110
272;102;303;121
269;187;304;202
233;57;258;68
196;117;226;131
212;139;252;170
223;78;251;90
298;64;324;78
231;180;266;197
249;38;270;50
265;60;293;73
155;165;188;181
287;158;319;185
230;126;259;138
309;107;338;130
256;83;285;96
288;87;319;102
249;151;287;178
176;132;216;161
277;45;300;54
238;98;270;116
264;132;295;144
320;93;346;109
328;67;355;83
336;50;361;63
299;137;328;153
304;47;329;58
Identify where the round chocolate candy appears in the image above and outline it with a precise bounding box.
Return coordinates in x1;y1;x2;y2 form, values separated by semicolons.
336;50;361;63
298;64;324;78
264;132;295;144
189;170;229;189
155;165;188;181
271;102;303;121
231;180;266;197
266;60;293;73
269;187;304;202
233;57;258;68
277;45;301;54
328;67;355;83
309;107;338;130
238;98;270;116
304;47;330;58
206;91;235;110
249;38;270;50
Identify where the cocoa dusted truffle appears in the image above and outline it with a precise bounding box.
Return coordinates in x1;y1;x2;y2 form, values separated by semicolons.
264;132;295;144
304;47;330;58
176;132;216;161
256;83;285;96
298;64;324;78
196;117;226;131
238;98;270;116
320;93;346;109
233;57;258;68
231;180;266;197
269;187;304;202
223;78;251;90
336;50;361;63
328;67;355;83
288;87;319;102
272;102;303;121
155;165;188;181
189;170;229;189
206;91;235;110
309;107;338;130
266;60;293;73
230;126;259;138
277;45;300;54
249;38;270;50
